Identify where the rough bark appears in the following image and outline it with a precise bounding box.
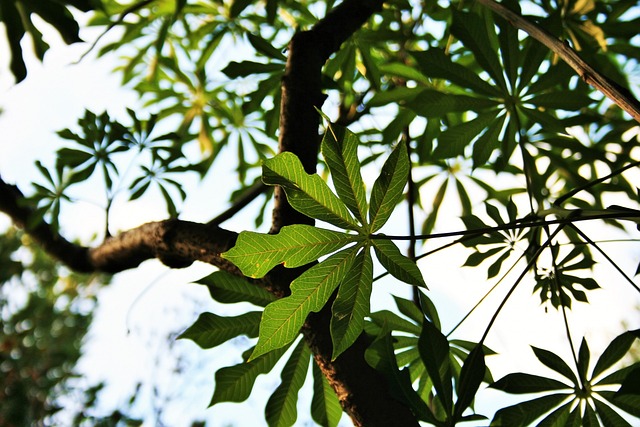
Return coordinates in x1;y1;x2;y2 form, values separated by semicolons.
270;0;420;425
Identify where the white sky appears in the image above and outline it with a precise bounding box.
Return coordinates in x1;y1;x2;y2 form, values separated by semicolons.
1;12;640;427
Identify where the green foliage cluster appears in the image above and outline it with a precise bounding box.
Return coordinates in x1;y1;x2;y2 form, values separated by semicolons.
0;228;116;425
1;0;640;425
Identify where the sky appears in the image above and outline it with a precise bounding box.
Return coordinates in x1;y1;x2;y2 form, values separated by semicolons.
1;9;640;427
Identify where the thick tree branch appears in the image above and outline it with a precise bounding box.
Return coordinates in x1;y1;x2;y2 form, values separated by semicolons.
477;0;640;122
270;0;420;425
0;174;238;274
270;0;387;232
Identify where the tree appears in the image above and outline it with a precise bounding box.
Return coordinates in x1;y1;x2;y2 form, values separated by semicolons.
1;0;640;425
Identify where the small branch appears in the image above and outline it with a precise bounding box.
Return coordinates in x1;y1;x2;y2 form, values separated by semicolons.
208;181;268;226
476;0;640;122
374;209;640;241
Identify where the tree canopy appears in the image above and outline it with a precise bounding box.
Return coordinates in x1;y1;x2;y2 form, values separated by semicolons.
1;0;640;425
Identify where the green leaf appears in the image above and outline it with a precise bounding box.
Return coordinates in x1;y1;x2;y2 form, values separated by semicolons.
196;271;276;307
223;225;358;278
179;311;262;349
230;0;253;17
532;346;579;385
263;153;361;230
593;398;634;427
379;62;430;85
527;92;594;111
369;310;422;335
407;89;499;117
435;111;499;159
247;33;286;61
251;247;358;360
222;60;284;78
490;373;570;394
265;339;311;427
311;363;342;427
369;141;409;232
472;113;506;168
393;295;425;326
321;124;369;226
592;329;640;379
491;394;571;426
454;345;486;419
330;249;373;359
1;0;27;82
211;344;290;405
451;10;507;92
411;49;501;97
372;239;426;287
365;330;437;423
418;320;454;416
537;402;572;427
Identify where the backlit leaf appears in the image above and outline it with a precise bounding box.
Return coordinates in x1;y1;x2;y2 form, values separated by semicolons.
251;247;358;360
321;124;368;225
265;339;311;427
211;344;290;405
263;153;361;230
369;141;409;232
311;362;342;427
491;394;571;426
418;320;453;415
196;271;276;307
223;225;358;278
330;249;373;359
372;238;426;287
179;311;261;349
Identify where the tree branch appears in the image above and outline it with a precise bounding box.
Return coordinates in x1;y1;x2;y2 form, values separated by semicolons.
0;174;238;274
270;0;420;425
270;0;387;233
477;0;640;122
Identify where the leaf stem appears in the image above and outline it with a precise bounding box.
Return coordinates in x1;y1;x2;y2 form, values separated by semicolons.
480;225;565;344
372;210;640;241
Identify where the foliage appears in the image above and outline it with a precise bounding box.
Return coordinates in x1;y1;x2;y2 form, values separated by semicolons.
0;227;111;425
1;0;640;426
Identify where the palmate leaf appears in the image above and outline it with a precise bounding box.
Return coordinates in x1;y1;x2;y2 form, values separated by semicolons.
311;362;342;427
491;393;572;426
211;344;291;405
321;124;368;226
372;238;426;287
222;225;359;278
490;373;570;394
263;153;361;231
369;140;410;232
365;329;438;424
418;320;454;416
179;311;262;349
250;247;359;360
265;339;311;427
330;249;373;360
196;271;276;307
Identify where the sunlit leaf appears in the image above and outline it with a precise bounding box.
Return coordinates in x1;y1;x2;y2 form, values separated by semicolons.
369;141;409;232
251;247;358;360
223;225;359;278
263;153;361;230
311;363;342;427
330;249;373;359
265;339;311;427
372;238;426;287
179;311;262;349
211;345;290;405
196;270;276;307
321;124;368;226
491;393;571;426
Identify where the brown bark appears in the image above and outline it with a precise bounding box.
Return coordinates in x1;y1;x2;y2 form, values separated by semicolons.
270;0;420;425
